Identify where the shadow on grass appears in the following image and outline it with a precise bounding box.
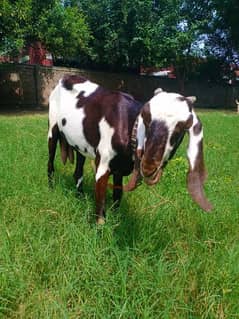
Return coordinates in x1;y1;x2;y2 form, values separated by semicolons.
48;164;172;255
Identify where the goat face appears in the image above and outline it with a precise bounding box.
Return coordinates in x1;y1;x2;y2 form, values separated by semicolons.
140;118;168;185
138;92;193;184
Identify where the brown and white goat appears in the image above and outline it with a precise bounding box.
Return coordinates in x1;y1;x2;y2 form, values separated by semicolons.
47;75;212;224
48;75;142;224
127;88;213;213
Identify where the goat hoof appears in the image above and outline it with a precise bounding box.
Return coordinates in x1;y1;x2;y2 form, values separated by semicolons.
97;217;105;225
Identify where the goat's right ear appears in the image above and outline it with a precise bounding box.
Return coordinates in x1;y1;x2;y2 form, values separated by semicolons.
187;96;197;104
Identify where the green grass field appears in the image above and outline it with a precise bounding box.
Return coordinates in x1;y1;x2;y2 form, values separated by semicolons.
0;111;239;318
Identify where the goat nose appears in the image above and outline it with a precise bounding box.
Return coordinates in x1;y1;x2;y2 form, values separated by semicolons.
141;160;156;177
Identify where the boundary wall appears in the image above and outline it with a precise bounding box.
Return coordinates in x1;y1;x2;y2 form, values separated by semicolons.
0;64;239;111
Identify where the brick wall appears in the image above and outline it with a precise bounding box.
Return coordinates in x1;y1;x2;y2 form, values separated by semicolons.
0;64;239;111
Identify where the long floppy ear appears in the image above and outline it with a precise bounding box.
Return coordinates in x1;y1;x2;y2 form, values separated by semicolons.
123;115;145;192
187;111;213;212
123;102;151;192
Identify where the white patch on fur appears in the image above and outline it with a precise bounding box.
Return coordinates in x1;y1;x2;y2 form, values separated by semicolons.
149;92;190;126
95;118;116;181
48;84;60;139
73;80;99;97
50;82;96;158
136;115;145;152
187;111;203;170
162;136;174;164
48;81;116;183
76;177;83;188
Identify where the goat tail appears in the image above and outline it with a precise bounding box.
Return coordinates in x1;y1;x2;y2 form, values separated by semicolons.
186;111;213;212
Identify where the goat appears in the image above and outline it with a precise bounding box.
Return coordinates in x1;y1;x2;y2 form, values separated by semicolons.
48;75;142;224
126;88;213;213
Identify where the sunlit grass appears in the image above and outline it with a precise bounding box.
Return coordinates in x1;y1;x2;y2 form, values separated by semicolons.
0;111;239;318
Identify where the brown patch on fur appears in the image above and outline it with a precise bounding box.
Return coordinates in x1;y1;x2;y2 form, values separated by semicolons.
170;121;186;147
82;88;142;176
141;103;152;127
193;120;202;135
177;96;187;102
76;92;88;108
123;155;142;191
185;114;193;129
187;140;212;211
141;120;168;181
177;96;194;112
82;89;114;147
170;115;193;151
62;75;87;90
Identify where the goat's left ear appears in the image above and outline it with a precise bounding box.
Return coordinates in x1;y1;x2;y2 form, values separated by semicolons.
141;102;152;126
187;96;197;104
154;88;163;95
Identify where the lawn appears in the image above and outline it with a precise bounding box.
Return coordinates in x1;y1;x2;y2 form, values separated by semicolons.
0;111;239;318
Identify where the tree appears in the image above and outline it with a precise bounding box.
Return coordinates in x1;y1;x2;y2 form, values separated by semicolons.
161;0;214;91
0;0;32;55
77;0;181;71
77;0;213;83
3;0;238;91
0;0;91;62
207;0;239;62
37;3;92;61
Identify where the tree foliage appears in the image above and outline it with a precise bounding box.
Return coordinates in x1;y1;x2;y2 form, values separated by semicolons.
77;0;217;73
207;0;239;62
0;0;91;59
1;0;239;72
37;4;91;60
0;0;32;55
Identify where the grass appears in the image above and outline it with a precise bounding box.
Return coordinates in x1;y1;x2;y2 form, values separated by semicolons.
0;111;239;318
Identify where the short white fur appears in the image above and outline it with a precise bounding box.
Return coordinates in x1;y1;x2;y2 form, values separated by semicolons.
187;111;203;170
73;80;99;97
95;118;116;181
57;81;96;158
76;177;83;188
136;115;145;152
149;92;190;126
